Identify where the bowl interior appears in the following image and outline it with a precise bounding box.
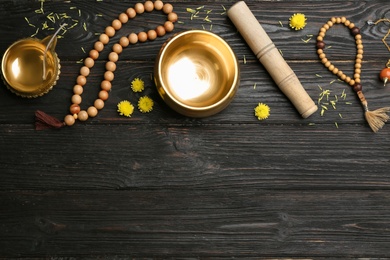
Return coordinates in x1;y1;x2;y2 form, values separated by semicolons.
1;39;58;95
158;31;238;109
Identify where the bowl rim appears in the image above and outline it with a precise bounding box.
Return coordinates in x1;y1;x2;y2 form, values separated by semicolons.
156;30;240;112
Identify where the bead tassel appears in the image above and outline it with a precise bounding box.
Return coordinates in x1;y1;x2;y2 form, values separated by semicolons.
365;108;390;133
317;17;390;133
35;110;64;130
35;0;177;130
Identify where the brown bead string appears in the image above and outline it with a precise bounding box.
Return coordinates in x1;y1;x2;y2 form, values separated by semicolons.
316;17;390;132
63;0;177;126
316;17;363;93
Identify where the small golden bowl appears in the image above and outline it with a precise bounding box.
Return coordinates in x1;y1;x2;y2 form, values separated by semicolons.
154;30;240;117
1;36;60;98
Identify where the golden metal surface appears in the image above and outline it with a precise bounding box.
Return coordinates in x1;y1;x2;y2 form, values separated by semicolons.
155;30;240;117
1;36;60;98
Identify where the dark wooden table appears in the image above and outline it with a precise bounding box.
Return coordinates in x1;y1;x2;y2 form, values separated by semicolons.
1;0;390;258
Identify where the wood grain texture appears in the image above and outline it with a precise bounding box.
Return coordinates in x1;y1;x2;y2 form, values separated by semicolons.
1;190;390;258
1;0;390;258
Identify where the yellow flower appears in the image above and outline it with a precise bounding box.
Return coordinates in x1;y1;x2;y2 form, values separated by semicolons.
131;78;145;92
254;103;270;120
138;96;154;113
289;13;307;30
117;100;134;117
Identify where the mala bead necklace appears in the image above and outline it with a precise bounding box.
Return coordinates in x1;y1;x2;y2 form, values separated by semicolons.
35;0;178;130
316;17;390;133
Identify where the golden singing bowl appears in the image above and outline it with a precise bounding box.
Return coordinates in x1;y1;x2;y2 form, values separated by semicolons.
1;37;60;98
154;30;240;117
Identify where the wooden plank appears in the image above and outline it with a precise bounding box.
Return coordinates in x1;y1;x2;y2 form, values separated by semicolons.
1;189;389;258
0;124;389;190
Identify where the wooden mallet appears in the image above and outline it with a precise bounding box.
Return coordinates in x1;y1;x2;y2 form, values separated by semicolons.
228;1;317;118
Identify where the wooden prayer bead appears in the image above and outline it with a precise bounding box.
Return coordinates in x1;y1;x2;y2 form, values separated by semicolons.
80;66;90;77
89;49;99;60
72;94;82;105
168;12;178;23
94;99;105;110
108;52;119;62
94;41;104;52
119;36;130;47
164;21;174;32
70;104;80;115
156;25;166;37
105;26;115;37
76;75;87;86
134;3;145;14
105;61;116;72
101;80;112;91
104;71;114;81
316;41;325;49
138;32;148;42
113;43;123;54
99;90;109;101
78;111;88;121
119;13;128;24
87;106;98;117
126;8;136;19
128;33;138;44
73;84;83;95
64;115;75;126
99;34;109;45
353;83;362;92
147;30;157;41
112;19;122;30
154;0;164;10
144;1;154;12
163;3;173;14
351;27;360;36
84;57;94;68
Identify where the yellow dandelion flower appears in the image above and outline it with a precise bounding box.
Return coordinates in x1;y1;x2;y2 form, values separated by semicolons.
131;78;145;92
254;103;270;120
138;96;154;113
289;13;307;30
117;100;134;117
